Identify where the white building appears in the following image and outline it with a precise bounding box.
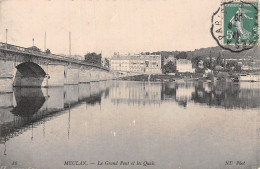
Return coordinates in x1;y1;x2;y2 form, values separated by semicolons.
110;55;131;72
110;54;162;74
176;59;195;73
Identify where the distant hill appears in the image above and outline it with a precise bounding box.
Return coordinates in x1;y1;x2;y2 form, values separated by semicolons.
186;46;259;60
156;46;259;60
149;46;260;71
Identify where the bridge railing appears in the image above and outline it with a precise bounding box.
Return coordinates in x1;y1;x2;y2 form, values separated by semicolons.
0;42;109;71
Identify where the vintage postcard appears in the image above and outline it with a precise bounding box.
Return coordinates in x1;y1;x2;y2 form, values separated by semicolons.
0;0;259;169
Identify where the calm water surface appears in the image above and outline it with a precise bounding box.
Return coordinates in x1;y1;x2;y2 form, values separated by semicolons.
0;80;259;169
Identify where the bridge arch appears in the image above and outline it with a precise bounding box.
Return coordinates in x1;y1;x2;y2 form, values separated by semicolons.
14;62;47;87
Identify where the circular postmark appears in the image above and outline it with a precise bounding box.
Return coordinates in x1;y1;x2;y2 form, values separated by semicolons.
211;0;259;52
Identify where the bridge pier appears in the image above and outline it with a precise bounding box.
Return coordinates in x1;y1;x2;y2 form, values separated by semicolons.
100;71;108;81
99;71;106;81
44;64;65;87
79;69;91;83
90;71;100;82
0;60;15;92
0;91;13;107
0;77;13;93
64;66;79;85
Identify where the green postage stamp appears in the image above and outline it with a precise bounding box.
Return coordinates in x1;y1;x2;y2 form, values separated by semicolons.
211;0;259;52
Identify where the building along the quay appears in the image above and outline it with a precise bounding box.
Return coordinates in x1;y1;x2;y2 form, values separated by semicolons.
110;53;162;74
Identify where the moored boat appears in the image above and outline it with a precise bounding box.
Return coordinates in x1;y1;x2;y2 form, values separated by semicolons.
239;73;260;82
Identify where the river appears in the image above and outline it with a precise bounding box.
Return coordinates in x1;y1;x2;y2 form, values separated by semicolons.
0;80;259;169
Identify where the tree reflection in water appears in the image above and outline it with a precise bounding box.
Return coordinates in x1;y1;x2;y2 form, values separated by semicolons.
191;81;260;109
160;81;260;109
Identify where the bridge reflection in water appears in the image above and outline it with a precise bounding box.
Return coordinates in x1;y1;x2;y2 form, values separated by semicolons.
0;81;110;144
0;80;259;169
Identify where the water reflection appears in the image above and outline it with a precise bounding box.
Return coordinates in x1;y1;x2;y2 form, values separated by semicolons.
11;88;46;117
110;81;162;105
110;81;260;109
164;81;260;108
191;81;260;109
0;80;259;169
161;82;195;107
0;81;111;144
0;82;258;131
0;81;259;142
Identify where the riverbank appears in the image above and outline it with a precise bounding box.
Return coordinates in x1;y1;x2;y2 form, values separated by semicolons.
119;74;197;82
119;74;236;82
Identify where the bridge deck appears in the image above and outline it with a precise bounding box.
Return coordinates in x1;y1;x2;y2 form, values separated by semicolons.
0;42;109;71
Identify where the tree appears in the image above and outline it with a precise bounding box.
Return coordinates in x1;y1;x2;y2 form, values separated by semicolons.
203;59;211;70
27;46;41;52
84;52;102;65
45;48;51;54
191;55;204;68
216;53;224;67
217;72;228;81
162;61;176;74
175;52;187;59
151;52;161;55
104;58;110;68
226;61;241;72
9;45;18;51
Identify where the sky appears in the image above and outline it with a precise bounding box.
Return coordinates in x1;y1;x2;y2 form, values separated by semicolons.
0;0;220;58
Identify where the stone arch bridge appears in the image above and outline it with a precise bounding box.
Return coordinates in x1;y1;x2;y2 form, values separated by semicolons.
0;42;119;92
